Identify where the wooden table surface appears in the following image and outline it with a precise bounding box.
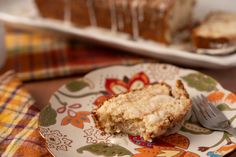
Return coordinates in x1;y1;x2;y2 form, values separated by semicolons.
24;66;236;157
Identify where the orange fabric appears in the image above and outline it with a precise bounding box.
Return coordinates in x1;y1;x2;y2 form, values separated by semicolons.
0;71;52;156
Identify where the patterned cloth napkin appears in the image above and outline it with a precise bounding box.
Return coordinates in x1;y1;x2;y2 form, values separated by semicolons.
0;29;153;81
0;71;52;157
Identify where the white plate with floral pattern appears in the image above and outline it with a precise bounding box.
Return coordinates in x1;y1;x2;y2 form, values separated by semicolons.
39;63;236;157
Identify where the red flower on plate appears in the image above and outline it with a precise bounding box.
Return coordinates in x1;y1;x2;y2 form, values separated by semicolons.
94;72;150;106
129;133;190;149
129;134;200;157
61;110;90;129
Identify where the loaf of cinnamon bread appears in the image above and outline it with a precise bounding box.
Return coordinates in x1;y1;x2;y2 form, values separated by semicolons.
35;0;195;44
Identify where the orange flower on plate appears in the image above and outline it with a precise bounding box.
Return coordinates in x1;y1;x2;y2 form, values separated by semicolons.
94;72;150;106
132;146;199;157
61;110;90;129
207;91;236;111
133;146;163;157
182;152;200;157
161;133;190;149
225;93;236;103
207;91;225;102
207;91;236;104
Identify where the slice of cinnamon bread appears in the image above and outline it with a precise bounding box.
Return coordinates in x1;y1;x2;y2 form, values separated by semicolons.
192;11;236;49
92;80;191;141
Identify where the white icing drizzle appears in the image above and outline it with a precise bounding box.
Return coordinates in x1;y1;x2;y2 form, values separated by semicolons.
150;13;157;29
87;0;97;26
138;1;145;22
158;1;168;19
159;1;168;11
121;0;128;10
110;0;117;32
120;1;130;26
115;0;128;30
117;14;124;30
131;0;140;39
63;0;71;25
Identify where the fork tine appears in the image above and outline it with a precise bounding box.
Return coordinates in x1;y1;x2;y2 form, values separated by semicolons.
208;103;227;119
196;95;211;119
208;103;230;128
192;96;208;120
192;102;205;120
200;94;216;117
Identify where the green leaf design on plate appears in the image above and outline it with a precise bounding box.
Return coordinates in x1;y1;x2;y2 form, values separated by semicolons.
181;122;213;134
77;143;132;156
182;73;217;92
66;80;89;92
39;104;57;127
217;103;231;111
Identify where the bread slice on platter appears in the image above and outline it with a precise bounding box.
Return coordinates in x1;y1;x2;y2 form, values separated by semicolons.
192;11;236;49
92;80;191;141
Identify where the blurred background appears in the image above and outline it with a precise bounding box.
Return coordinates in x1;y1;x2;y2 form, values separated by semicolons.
0;0;235;157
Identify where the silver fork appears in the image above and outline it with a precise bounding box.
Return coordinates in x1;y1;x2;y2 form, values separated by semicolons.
192;94;236;137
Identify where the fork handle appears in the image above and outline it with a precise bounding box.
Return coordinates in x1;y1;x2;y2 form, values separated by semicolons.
226;127;236;138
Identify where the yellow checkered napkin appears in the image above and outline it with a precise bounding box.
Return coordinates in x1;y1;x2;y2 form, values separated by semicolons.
0;71;52;157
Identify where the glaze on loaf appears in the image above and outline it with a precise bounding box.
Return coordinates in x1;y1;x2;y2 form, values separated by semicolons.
35;0;195;44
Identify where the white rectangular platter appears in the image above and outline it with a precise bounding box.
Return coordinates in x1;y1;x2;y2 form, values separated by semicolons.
0;0;235;69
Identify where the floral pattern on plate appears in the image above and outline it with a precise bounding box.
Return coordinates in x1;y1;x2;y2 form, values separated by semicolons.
39;63;236;157
40;128;72;151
